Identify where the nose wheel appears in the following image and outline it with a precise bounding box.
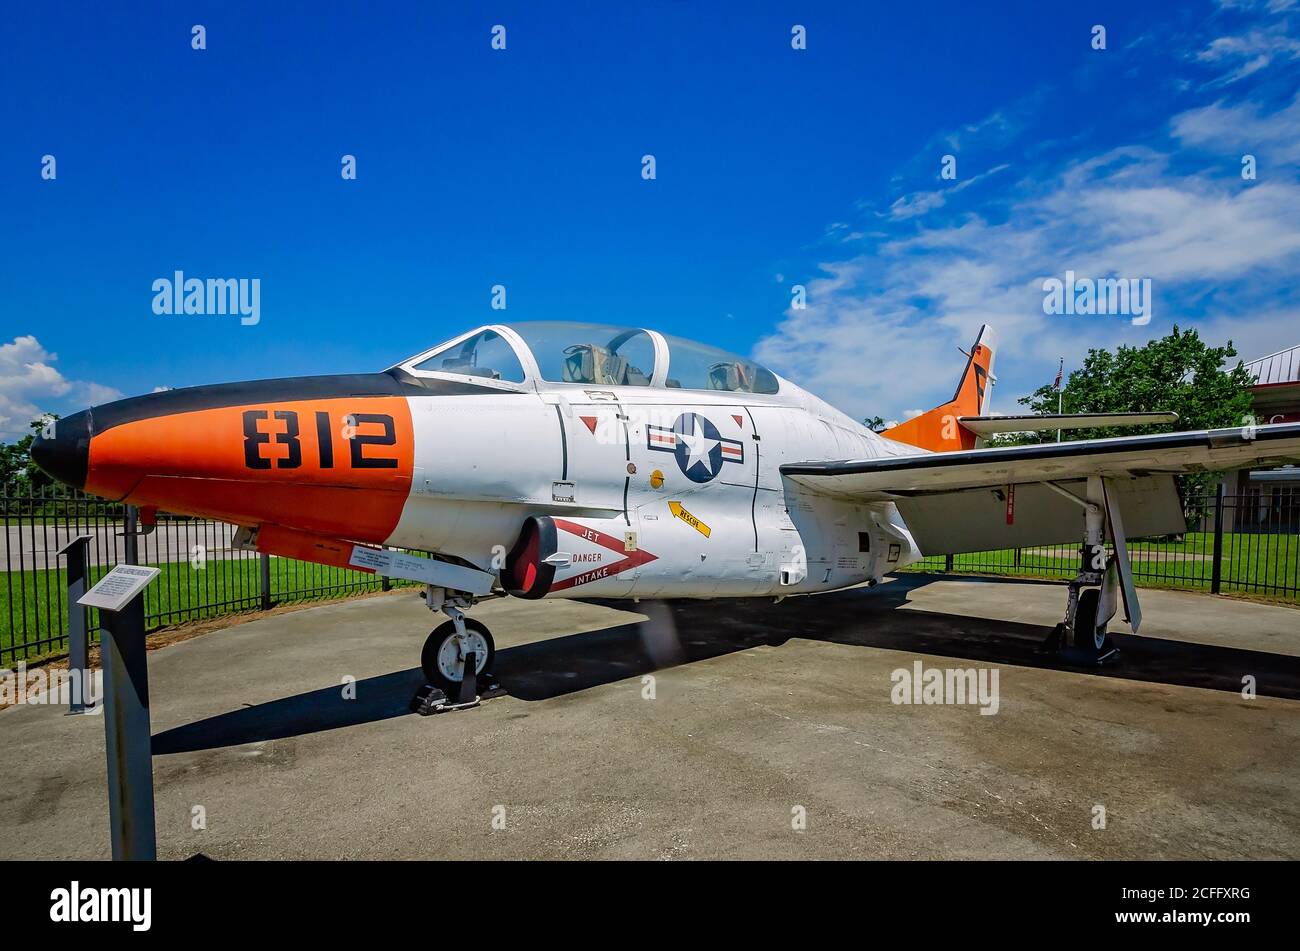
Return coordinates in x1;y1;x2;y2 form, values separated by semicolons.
411;587;505;715
421;616;496;695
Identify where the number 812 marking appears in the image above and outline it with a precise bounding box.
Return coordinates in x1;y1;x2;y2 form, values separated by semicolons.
242;410;398;470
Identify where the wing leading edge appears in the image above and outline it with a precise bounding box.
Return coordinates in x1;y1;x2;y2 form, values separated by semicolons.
781;422;1300;501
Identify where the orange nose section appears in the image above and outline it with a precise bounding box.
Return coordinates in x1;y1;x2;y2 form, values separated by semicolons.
81;375;418;545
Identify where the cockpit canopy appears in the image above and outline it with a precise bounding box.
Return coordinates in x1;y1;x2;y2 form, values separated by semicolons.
398;321;780;395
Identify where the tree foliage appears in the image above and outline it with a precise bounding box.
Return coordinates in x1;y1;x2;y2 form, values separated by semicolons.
994;327;1257;505
1002;326;1255;444
1;416;56;492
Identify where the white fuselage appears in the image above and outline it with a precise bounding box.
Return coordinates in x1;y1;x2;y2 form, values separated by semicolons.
384;378;922;599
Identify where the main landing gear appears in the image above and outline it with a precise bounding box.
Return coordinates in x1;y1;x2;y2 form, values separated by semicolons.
410;586;503;715
1041;476;1130;667
1044;573;1119;665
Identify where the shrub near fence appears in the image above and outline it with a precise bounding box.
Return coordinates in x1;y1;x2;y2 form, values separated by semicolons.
1;484;407;665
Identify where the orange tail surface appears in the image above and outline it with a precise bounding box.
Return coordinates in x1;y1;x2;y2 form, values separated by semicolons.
881;325;996;452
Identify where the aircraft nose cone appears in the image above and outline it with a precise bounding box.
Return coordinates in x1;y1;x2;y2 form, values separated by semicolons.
30;410;91;490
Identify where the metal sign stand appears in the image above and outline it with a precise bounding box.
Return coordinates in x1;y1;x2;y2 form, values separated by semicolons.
100;592;157;860
78;555;161;861
58;534;95;715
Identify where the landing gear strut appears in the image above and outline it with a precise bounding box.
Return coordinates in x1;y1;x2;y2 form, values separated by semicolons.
1042;476;1125;666
410;587;502;715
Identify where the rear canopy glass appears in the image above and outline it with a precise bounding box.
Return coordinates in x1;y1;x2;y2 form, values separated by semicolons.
507;322;656;386
660;333;779;394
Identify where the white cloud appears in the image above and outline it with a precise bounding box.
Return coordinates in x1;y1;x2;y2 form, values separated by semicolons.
1172;94;1300;164
1197;24;1300;84
755;99;1300;421
0;336;123;440
1215;1;1298;11
888;164;1012;221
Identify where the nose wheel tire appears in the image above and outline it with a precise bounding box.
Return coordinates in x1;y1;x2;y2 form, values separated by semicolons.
421;618;495;695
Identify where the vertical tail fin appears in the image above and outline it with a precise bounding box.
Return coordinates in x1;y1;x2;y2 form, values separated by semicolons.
880;325;996;452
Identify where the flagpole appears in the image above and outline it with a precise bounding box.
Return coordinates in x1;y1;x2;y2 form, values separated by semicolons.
1056;357;1064;443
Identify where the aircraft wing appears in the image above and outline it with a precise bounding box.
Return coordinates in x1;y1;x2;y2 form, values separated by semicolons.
781;423;1300;555
782;423;1300;500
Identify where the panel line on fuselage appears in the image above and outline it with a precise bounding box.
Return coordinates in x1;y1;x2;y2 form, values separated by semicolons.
614;396;631;525
553;404;568;481
744;405;761;551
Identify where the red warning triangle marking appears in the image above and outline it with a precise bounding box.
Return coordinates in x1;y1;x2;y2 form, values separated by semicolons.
579;416;599;435
732;415;744;428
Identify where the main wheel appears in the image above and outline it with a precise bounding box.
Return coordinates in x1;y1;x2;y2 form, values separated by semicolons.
1072;587;1106;654
421;618;495;694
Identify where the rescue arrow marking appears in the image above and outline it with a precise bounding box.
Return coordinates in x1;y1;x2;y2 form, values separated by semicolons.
668;501;711;538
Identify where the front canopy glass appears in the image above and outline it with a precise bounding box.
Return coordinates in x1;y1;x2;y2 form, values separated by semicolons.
411;328;526;382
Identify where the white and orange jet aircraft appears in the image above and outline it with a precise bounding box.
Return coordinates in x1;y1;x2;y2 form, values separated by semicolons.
32;321;1300;692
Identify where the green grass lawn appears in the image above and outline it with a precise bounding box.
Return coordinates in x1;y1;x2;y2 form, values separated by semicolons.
901;531;1300;600
6;531;1296;665
1;556;412;664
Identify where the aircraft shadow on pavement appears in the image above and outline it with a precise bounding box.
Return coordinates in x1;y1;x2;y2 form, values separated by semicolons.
549;573;1300;702
152;668;427;755
154;573;1299;753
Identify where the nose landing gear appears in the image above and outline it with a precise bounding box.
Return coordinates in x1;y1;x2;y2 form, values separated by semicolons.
411;587;503;715
422;612;495;693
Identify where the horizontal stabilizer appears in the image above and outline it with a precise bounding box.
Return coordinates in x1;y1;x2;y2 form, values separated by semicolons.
957;411;1179;436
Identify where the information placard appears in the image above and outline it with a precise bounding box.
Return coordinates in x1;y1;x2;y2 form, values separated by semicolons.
77;564;161;612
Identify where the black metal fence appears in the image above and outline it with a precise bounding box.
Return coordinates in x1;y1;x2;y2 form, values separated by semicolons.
901;486;1300;602
2;484;407;666
5;483;1298;666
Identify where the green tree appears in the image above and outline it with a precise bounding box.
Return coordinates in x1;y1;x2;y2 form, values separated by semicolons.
0;416;56;492
1015;326;1254;440
1006;326;1256;507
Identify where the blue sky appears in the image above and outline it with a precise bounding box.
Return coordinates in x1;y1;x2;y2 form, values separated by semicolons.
3;0;1299;437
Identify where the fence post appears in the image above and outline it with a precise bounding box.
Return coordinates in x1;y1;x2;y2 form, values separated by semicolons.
123;505;139;565
944;554;954;572
1211;483;1224;595
59;534;95;714
260;553;272;611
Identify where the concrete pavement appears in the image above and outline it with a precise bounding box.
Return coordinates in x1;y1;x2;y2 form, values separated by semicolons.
1;573;1297;859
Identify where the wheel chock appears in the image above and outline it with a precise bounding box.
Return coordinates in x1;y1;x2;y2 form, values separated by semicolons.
410;683;480;716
